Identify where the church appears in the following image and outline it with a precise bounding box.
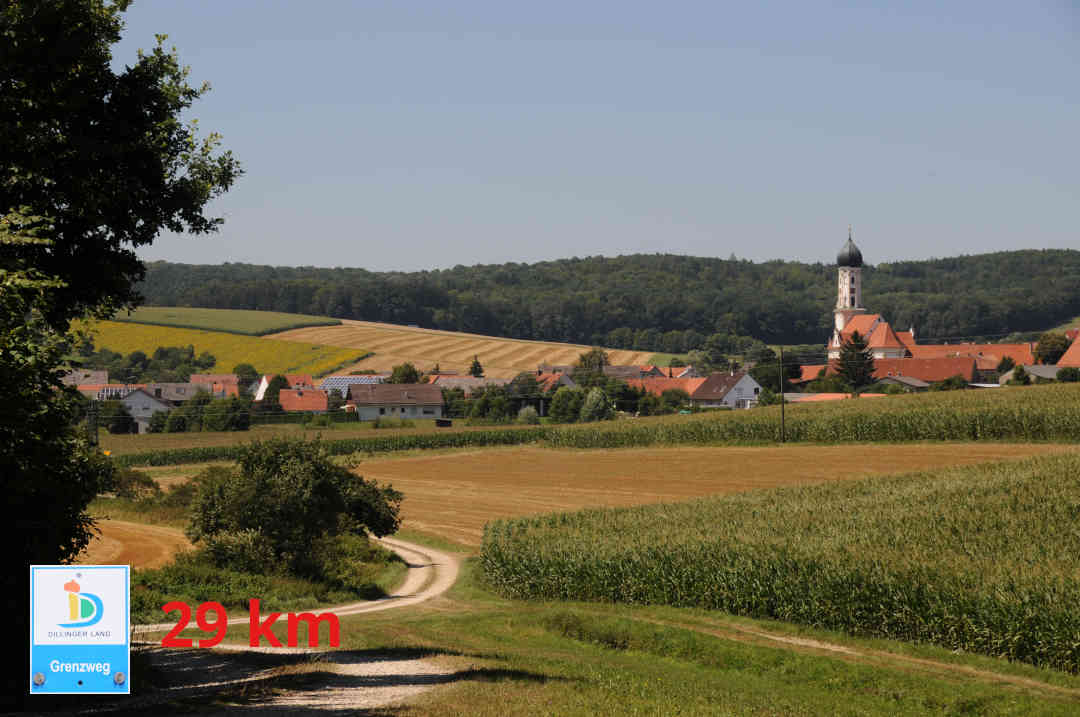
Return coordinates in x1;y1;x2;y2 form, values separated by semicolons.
800;228;1037;387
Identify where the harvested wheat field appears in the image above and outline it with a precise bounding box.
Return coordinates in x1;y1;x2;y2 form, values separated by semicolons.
359;443;1078;546
270;319;657;379
77;519;192;569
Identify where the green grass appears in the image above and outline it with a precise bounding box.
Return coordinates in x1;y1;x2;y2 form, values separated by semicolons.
112;306;341;336
1048;315;1080;333
140;557;1080;716
645;352;690;367
482;452;1080;673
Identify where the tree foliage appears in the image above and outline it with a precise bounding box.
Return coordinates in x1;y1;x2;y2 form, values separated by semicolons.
388;362;421;384
469;355;484;378
836;331;876;389
187;439;402;576
1035;332;1070;365
134;250;1080;346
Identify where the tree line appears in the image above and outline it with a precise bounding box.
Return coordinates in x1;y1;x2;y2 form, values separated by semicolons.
135;250;1080;346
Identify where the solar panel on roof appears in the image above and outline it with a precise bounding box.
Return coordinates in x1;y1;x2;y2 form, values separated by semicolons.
318;375;387;392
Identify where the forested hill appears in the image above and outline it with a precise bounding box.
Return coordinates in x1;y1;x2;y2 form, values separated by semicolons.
136;250;1080;347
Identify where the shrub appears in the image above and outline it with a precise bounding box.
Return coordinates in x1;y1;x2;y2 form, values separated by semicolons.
1058;367;1080;383
549;386;584;423
186;438;402;577
517;405;540;425
110;468;161;501
579;387;613;422
198;529;277;574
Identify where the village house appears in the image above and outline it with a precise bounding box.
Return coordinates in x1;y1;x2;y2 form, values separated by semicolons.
116;388;174;434
998;365;1066;384
318;375;388;394
279;387;329;412
427;375;509;396
61;369;108;387
345;383;444;421
189;373;241;397
253;373;314;401
627;371;764;409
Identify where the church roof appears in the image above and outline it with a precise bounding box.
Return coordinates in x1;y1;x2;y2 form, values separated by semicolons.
837;227;863;267
1054;337;1080;367
866;322;907;350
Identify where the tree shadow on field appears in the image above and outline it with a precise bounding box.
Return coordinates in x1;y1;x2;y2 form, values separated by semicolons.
56;645;566;715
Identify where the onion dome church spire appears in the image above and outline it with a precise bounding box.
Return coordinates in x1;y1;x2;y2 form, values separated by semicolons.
837;224;863;268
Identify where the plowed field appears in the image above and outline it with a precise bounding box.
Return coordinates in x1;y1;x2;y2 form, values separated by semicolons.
358;443;1077;546
270;320;656;379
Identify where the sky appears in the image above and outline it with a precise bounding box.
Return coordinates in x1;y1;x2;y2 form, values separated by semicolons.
112;1;1079;271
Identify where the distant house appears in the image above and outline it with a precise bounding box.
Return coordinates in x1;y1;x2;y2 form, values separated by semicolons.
998;365;1064;384
346;384;444;421
627;371;764;409
117;389;174;434
535;372;577;393
688;372;763;409
61;369;108;387
426;376;509;396
798;357;978;387
75;383;147;400
318;375;388;394
253;374;314;401
279;387;329;412
189;373;241;397
144;382;209;406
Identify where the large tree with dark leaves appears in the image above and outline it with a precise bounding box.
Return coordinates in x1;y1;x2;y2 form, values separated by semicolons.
2;2;238;707
836;330;876;390
0;0;240;326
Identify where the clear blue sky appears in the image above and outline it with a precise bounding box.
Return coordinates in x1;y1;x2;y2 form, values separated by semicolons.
113;1;1078;271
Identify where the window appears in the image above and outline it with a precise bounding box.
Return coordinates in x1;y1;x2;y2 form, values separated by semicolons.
400;407;406;414
754;387;760;395
379;407;385;415
423;408;434;415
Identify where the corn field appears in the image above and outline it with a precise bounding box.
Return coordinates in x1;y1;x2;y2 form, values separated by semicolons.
481;453;1080;673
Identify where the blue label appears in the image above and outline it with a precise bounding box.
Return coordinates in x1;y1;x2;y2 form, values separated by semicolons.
30;644;130;694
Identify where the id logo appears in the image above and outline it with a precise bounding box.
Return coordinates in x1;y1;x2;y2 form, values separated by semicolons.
59;578;104;628
30;565;130;695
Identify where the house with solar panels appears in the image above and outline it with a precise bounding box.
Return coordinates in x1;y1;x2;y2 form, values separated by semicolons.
317;374;388;398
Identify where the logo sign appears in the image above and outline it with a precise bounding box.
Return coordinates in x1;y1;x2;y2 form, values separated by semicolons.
30;565;130;695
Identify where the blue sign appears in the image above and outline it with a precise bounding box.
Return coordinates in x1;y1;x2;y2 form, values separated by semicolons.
30;565;130;695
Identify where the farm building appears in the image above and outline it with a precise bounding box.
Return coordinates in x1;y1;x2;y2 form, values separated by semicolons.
427;375;509;396
627;372;764;409
346;383;444;421
117;388;174;434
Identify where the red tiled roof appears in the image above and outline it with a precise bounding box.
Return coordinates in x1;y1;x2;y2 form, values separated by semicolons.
1058;336;1080;367
261;373;315;388
906;343;1036;366
278;388;329;412
897;329;918;349
866;322;907;350
865;357;977;383
840;314;881;341
797;365;827;383
624;377;707;398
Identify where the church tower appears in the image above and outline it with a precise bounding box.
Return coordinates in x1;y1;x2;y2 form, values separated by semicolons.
834;225;865;333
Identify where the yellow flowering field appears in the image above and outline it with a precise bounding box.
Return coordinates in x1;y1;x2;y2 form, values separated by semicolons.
80;320;366;376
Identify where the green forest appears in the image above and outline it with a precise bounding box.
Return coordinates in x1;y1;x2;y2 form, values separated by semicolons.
136;250;1080;347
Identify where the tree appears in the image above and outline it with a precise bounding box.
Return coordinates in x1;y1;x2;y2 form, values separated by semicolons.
1;1;241;327
576;348;610;373
232;362;259;392
1057;367;1080;383
549;386;585;423
660;388;691;413
836;331;876;389
261;374;290;408
101;399;136;434
187;438;402;577
929;375;969;391
389;362;421;384
469;355;485;378
1035;333;1070;365
996;356;1015;374
1007;365;1032;386
579;387;613;422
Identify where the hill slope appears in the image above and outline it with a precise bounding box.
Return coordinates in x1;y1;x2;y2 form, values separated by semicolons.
137;250;1080;345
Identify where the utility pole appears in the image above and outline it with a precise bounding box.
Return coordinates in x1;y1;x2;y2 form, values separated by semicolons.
778;347;786;443
87;399;99;446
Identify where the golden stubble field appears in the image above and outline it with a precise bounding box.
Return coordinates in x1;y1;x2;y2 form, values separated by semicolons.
270;319;657;378
358;443;1079;546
